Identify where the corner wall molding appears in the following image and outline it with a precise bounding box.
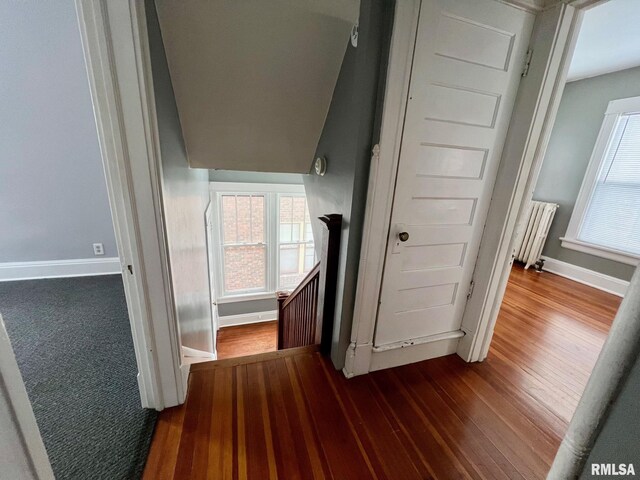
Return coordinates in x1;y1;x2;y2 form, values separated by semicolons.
0;257;121;282
541;256;629;297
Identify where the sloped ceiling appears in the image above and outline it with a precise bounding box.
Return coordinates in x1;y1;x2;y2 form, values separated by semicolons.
567;0;640;82
155;0;359;173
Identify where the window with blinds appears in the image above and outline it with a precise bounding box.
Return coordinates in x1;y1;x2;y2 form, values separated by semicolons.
578;113;640;256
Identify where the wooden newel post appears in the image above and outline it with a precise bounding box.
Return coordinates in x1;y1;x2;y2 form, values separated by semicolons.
276;292;289;349
315;214;342;354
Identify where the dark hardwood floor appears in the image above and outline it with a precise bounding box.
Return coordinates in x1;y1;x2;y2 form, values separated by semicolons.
216;320;278;360
143;265;621;479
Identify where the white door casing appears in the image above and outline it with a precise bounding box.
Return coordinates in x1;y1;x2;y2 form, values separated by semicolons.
374;0;534;348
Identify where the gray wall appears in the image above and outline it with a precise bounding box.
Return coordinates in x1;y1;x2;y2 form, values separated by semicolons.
0;0;117;262
534;67;640;281
580;351;640;478
304;0;394;369
146;0;213;354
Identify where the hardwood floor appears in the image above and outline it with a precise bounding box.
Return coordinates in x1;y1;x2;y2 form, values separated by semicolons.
144;265;621;479
216;321;278;360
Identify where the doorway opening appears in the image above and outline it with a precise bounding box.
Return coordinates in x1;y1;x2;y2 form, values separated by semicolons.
205;179;316;361
489;0;637;441
0;1;157;477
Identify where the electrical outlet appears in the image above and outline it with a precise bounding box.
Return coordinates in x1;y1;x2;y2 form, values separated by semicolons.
93;243;105;256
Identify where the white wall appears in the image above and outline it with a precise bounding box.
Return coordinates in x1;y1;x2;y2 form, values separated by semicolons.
0;1;117;264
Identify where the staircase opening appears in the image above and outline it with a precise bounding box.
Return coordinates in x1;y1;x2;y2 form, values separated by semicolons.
205;176;341;361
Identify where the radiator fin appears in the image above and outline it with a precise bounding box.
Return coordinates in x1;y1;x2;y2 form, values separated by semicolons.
514;201;559;269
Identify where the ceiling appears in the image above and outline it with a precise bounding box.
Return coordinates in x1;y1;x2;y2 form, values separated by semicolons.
155;0;358;173
567;0;640;82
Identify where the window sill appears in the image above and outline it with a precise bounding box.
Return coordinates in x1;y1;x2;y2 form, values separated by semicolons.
560;237;640;266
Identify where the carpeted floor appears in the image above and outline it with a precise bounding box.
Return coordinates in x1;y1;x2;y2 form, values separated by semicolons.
0;275;157;479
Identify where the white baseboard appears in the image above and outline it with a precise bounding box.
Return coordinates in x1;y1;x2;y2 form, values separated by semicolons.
369;331;464;372
218;310;278;328
0;257;121;282
541;256;629;297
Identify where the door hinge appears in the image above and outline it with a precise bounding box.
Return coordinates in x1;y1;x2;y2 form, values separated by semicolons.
522;49;533;77
466;280;475;299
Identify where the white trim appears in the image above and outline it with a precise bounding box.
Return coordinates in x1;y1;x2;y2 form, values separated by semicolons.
606;95;640;115
216;292;277;304
344;0;421;378
0;257;121;282
218;310;278;328
541;256;630;297
564;114;617;240
560;237;639;266
0;316;55;479
75;0;184;409
369;332;464;372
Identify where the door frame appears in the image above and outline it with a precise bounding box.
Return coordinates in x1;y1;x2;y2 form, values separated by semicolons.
345;0;599;376
75;0;185;409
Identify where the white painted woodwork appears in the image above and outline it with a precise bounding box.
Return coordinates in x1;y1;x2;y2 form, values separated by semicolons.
374;0;534;347
154;0;358;173
76;0;186;409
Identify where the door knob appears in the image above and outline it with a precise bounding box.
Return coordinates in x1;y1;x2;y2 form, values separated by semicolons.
398;231;409;242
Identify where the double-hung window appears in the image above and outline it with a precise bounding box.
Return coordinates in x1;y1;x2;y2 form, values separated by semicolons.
562;96;640;265
211;183;316;301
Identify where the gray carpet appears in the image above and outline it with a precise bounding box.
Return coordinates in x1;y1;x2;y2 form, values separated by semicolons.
0;275;157;479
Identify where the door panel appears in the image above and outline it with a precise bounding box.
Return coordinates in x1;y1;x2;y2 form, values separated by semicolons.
375;0;534;346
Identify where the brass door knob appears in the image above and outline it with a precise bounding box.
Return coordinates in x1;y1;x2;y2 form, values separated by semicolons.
398;231;409;242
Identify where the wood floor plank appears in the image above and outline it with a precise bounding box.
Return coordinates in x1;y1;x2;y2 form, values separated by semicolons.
143;265;621;479
293;353;377;479
215;321;278;360
206;367;234;480
320;363;424;480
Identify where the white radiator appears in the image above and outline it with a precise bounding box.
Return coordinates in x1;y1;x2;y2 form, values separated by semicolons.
514;201;559;269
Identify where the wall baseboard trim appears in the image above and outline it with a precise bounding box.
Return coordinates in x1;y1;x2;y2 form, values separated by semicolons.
541;256;629;297
0;257;121;282
218;310;278;328
370;331;464;372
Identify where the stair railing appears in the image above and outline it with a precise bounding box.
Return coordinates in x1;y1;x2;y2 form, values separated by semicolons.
276;214;342;353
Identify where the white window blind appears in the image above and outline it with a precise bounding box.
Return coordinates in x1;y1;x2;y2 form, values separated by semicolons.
578;113;640;256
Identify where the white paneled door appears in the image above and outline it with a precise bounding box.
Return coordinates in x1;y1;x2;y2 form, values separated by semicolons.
374;0;534;347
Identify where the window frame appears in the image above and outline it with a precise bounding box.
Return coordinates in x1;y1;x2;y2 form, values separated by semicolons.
561;95;640;266
209;182;312;302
